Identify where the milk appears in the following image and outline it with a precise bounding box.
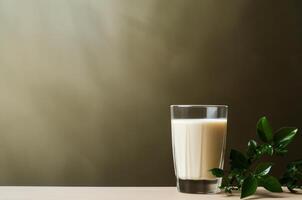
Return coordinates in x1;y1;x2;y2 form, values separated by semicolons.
172;119;227;180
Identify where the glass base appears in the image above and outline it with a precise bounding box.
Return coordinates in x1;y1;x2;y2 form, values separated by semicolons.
177;178;220;194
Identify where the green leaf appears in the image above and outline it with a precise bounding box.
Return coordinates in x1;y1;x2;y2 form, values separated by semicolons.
257;116;273;143
248;140;257;149
296;171;302;179
255;162;273;176
260;176;283;192
274;127;298;148
235;174;245;186
275;148;288;155
225;187;232;193
286;164;298;173
210;168;224;177
220;176;230;188
230;149;250;169
259;144;274;156
247;140;257;157
287;180;298;193
241;176;258;199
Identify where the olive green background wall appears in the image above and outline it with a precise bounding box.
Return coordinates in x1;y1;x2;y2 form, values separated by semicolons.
0;0;301;185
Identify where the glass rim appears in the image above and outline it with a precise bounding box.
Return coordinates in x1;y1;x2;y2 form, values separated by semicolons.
170;104;228;108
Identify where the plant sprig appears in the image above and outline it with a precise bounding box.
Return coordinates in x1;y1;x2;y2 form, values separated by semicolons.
210;116;300;198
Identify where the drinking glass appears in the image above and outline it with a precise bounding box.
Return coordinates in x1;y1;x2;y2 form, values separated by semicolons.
170;105;228;194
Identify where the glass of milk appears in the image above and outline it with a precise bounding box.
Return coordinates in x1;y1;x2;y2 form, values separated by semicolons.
170;105;228;194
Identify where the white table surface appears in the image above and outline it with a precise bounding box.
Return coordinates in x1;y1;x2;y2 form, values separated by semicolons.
0;187;300;200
